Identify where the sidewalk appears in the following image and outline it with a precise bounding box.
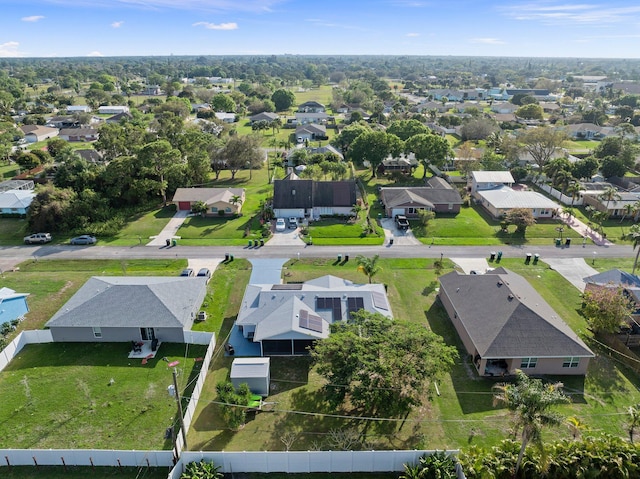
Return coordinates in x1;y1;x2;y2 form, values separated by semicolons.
146;209;189;246
560;212;613;247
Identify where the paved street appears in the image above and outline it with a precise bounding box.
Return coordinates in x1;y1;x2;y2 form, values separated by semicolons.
2;241;630;268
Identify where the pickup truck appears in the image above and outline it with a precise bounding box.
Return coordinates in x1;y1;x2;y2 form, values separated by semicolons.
394;215;410;231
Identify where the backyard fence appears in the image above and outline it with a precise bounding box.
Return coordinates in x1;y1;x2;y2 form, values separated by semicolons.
0;330;53;372
0;448;175;468
535;181;582;206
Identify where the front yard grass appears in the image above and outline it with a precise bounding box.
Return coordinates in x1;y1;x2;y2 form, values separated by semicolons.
103;204;177;246
305;217;384;245
189;257;640;451
0;342;207;450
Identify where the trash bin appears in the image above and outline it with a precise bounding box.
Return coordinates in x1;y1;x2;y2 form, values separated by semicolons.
525;253;532;264
165;238;170;247
248;240;253;247
555;238;561;246
225;253;229;261
172;239;177;247
378;213;382;219
260;238;264;246
490;251;496;261
565;238;571;246
389;237;394;245
497;251;503;261
308;236;313;245
344;254;349;262
533;253;540;264
338;254;342;262
229;254;234;261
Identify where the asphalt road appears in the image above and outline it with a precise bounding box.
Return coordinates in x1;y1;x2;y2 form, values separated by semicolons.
0;241;631;268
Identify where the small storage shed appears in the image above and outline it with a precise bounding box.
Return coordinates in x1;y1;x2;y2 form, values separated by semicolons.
230;357;270;397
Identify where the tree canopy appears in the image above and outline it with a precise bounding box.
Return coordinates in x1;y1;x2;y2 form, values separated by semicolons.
350;130;403;177
311;310;458;418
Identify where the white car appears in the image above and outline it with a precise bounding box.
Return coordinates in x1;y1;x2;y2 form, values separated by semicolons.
275;218;286;231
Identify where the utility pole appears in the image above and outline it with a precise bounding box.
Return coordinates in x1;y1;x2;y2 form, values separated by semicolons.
172;368;188;450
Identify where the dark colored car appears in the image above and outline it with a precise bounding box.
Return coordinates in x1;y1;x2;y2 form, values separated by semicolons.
197;268;211;283
395;215;410;230
70;235;97;245
180;268;194;277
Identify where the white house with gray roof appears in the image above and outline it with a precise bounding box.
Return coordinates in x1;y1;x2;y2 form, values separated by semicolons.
439;268;594;377
45;276;208;344
476;186;560;219
235;275;392;356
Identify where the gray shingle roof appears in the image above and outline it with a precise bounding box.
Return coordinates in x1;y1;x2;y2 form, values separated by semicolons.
380;186;462;209
272;180;356;209
45;276;208;329
439;269;593;359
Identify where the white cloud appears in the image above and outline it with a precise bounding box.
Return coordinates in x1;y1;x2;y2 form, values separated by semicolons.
470;38;506;45
111;20;124;28
406;32;420;37
502;2;640;25
193;21;238;30
305;18;367;31
87;51;104;56
22;15;45;22
0;41;22;57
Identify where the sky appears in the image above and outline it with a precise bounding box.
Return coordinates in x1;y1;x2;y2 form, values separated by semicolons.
2;0;640;58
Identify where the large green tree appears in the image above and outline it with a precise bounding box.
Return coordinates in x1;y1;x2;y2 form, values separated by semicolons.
386;119;429;141
493;370;570;477
520;127;567;174
405;133;452;178
582;285;635;334
137;140;183;205
271;89;296;112
350;130;402;177
311;310;457;418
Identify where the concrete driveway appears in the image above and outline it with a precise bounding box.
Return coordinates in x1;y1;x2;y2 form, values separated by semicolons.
451;257;491;274
147;209;189;246
187;257;224;276
544;257;598;291
266;222;306;246
380;218;421;246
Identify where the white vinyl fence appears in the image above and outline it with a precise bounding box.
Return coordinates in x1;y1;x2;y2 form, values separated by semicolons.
0;330;53;371
535;181;583;206
1;448;174;468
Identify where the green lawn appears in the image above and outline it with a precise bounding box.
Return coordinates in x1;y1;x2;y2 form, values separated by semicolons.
305;217;384;245
101;205;177;246
188;257;640;451
0;342;207;450
570;206;636;245
0;218;30;245
0;162;20;179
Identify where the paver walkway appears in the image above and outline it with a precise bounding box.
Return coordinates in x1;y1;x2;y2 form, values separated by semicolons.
560;212;613;247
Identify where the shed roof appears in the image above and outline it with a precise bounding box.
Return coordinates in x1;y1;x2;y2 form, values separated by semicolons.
230;357;270;379
471;171;515;184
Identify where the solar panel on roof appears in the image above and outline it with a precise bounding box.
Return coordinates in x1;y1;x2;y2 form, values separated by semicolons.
372;291;389;310
271;284;303;290
347;297;364;317
299;309;323;333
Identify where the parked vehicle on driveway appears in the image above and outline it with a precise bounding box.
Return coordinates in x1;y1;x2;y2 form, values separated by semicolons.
288;217;298;229
24;233;52;244
197;268;211;283
180;268;194;277
395;215;410;230
275;218;286;231
70;235;97;245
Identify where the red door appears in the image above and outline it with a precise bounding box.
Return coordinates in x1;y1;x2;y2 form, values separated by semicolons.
178;201;191;211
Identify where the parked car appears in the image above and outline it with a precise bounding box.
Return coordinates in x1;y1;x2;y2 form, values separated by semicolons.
395;215;410;231
288;217;299;229
70;235;97;245
24;233;52;244
197;268;211;283
275;218;286;231
180;268;194;277
196;311;207;322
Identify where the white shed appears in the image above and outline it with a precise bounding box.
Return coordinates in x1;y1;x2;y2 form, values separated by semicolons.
230;357;270;397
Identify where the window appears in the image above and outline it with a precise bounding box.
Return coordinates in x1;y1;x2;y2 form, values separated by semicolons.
92;327;102;338
225;207;231;213
211;207;218;213
448;203;453;210
563;357;580;368
520;357;537;368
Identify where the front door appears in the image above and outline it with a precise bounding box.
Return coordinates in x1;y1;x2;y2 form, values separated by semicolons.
140;327;156;341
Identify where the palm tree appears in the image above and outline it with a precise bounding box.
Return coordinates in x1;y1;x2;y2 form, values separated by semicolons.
626;224;640;275
229;194;243;214
628;404;640;443
631;200;640;222
355;254;381;284
621;203;635;223
598;186;622;213
493;370;570;477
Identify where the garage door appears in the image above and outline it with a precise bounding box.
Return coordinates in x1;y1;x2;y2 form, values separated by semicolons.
178;201;191;211
391;208;405;217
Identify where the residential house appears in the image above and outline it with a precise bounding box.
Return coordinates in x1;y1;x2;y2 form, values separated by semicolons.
292;111;330;125
106;112;133;124
428;89;465;102
0;179;34;192
45;276;208;343
272;179;357;219
172;187;245;216
439;268;594;376
235;275;392;355
305;144;344;161
379;177;463;216
58;127;99;142
20;125;58;143
66;105;91;114
143;85;162;96
297;101;325;113
295;123;326;143
97;105;130;115
490;102;519;115
47;116;81;129
411;101;449;114
381;153;418;174
249;112;279;124
214;112;236;124
470;171;515;194
582;190;640;218
475;185;560;219
0;287;29;325
562;123;615;140
0;189;36;215
76;149;104;163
